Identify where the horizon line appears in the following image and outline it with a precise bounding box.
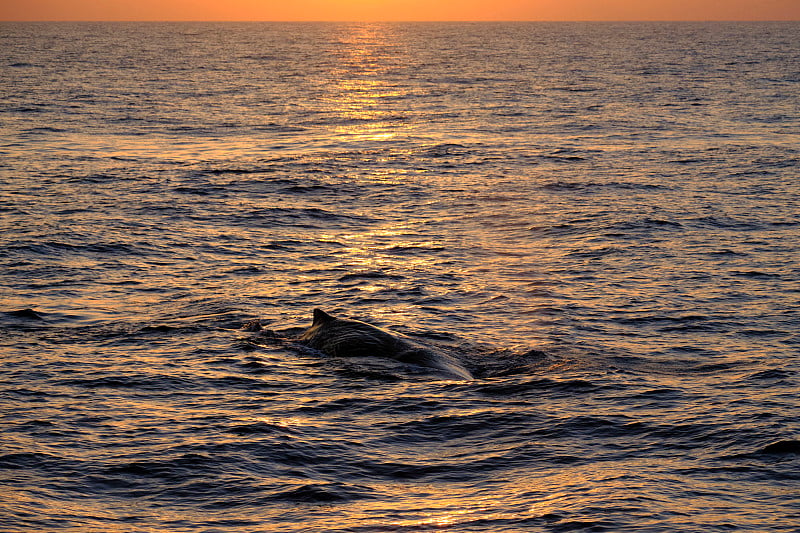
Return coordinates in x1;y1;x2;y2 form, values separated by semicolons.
3;19;799;23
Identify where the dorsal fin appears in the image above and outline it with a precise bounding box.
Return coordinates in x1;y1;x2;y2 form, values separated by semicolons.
312;309;335;325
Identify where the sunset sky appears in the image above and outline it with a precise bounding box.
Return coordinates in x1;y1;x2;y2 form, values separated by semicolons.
2;0;799;21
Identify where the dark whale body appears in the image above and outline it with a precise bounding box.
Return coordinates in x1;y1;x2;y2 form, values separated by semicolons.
299;309;473;380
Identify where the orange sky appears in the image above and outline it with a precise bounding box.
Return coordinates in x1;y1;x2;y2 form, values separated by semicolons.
2;0;799;21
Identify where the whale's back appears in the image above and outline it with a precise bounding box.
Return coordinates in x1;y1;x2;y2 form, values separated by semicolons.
300;317;398;358
298;309;473;380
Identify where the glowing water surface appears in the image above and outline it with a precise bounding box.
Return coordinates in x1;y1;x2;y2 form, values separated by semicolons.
1;21;799;532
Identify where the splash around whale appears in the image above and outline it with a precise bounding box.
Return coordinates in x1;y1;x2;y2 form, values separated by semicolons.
298;309;474;380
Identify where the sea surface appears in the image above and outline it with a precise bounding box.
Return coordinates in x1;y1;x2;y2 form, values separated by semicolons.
1;22;799;532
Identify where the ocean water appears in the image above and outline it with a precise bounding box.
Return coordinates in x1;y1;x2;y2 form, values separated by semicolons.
1;21;799;532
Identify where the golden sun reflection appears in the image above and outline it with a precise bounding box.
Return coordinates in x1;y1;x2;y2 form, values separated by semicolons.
325;24;411;142
334;222;443;275
390;507;479;528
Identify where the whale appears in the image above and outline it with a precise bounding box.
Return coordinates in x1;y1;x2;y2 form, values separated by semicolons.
298;309;473;380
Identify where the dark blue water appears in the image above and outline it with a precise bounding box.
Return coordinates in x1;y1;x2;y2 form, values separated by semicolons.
1;22;799;532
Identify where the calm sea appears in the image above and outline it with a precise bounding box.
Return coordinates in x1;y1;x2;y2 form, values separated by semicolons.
1;22;799;532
